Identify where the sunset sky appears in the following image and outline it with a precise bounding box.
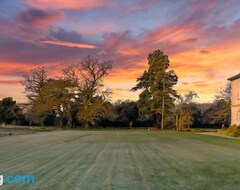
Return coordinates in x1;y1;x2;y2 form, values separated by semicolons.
0;0;240;103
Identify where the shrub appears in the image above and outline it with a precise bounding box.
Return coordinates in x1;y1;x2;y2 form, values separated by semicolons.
218;125;240;137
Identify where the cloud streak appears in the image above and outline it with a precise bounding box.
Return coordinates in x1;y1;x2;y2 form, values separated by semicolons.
40;40;96;49
24;0;111;10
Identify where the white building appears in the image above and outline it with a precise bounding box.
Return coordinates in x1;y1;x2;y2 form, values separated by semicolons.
228;73;240;126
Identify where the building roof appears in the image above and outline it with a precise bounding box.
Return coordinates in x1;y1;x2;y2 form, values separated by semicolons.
228;73;240;81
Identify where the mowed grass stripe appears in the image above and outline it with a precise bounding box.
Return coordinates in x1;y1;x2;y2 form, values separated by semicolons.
35;143;95;189
109;144;138;190
75;143;111;189
50;143;103;190
104;144;118;190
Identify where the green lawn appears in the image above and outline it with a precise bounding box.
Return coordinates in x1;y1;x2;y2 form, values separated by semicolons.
0;130;239;190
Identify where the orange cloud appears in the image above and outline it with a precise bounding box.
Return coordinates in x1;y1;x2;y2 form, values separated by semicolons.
0;81;21;86
0;79;22;86
40;40;96;49
0;62;36;75
117;49;142;56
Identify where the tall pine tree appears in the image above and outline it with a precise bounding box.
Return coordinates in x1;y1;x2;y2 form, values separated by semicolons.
132;50;178;129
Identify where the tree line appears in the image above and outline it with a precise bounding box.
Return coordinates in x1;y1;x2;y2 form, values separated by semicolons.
0;50;231;130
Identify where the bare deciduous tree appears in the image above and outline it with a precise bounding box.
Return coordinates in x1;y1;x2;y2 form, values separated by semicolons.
22;67;49;101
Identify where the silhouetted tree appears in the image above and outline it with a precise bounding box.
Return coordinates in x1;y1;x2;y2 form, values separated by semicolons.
22;67;49;101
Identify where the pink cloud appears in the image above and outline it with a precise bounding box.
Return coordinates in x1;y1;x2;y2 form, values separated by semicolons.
24;0;111;10
40;40;96;49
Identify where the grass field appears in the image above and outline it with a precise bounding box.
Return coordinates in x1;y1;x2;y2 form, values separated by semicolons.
0;130;239;190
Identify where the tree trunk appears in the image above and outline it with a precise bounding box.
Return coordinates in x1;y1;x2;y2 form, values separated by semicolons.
161;81;166;130
176;114;179;131
59;119;63;127
187;115;190;129
41;115;46;126
161;96;165;130
67;120;72;128
84;121;89;129
187;107;191;129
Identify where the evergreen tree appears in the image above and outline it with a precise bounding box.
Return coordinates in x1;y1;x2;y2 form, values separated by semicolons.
132;50;178;129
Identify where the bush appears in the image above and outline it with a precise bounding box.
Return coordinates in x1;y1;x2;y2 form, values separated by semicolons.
218;125;240;137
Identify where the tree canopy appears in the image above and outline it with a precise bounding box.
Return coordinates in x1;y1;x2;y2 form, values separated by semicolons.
21;56;113;128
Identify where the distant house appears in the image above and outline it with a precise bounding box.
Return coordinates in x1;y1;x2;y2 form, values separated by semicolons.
228;73;240;126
